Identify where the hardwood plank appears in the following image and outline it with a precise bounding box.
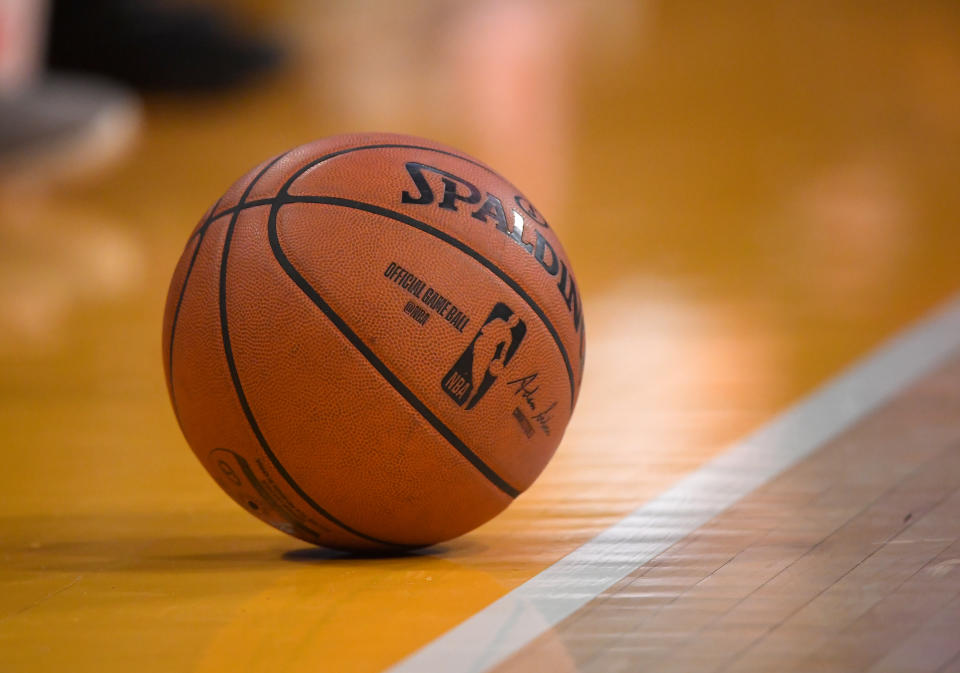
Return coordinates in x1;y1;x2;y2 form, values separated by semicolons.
495;355;960;673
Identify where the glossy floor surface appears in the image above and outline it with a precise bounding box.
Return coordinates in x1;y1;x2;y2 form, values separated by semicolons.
3;1;960;671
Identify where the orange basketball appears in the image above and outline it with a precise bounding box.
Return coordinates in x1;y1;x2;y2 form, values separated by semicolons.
162;133;585;551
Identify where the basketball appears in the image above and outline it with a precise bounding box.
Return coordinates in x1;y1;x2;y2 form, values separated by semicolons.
162;133;585;551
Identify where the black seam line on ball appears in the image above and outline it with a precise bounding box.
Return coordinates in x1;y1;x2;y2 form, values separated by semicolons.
218;156;409;548
188;141;482;239
191;143;575;404
185;199;275;244
275;142;576;405
282;143;510;189
266;200;522;500
188;138;494;240
211;198;276;224
282;194;576;409
167;196;223;418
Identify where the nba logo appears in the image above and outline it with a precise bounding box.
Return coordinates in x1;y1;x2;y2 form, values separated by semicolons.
441;303;527;410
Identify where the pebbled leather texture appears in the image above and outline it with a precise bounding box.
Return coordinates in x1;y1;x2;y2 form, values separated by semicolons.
162;133;585;550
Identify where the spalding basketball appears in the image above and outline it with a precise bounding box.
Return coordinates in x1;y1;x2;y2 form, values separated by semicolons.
162;133;585;551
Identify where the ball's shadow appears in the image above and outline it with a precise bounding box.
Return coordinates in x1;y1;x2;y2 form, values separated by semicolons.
282;543;452;563
1;511;481;574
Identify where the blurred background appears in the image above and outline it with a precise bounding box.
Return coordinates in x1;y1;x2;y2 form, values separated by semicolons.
3;2;960;670
5;0;960;560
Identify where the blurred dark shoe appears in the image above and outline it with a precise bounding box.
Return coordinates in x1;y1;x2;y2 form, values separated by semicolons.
48;0;284;92
0;74;140;183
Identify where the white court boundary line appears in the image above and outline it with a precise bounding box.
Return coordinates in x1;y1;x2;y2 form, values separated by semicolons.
387;291;960;673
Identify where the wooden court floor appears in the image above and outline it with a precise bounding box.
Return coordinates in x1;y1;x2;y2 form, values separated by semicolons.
3;1;960;671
